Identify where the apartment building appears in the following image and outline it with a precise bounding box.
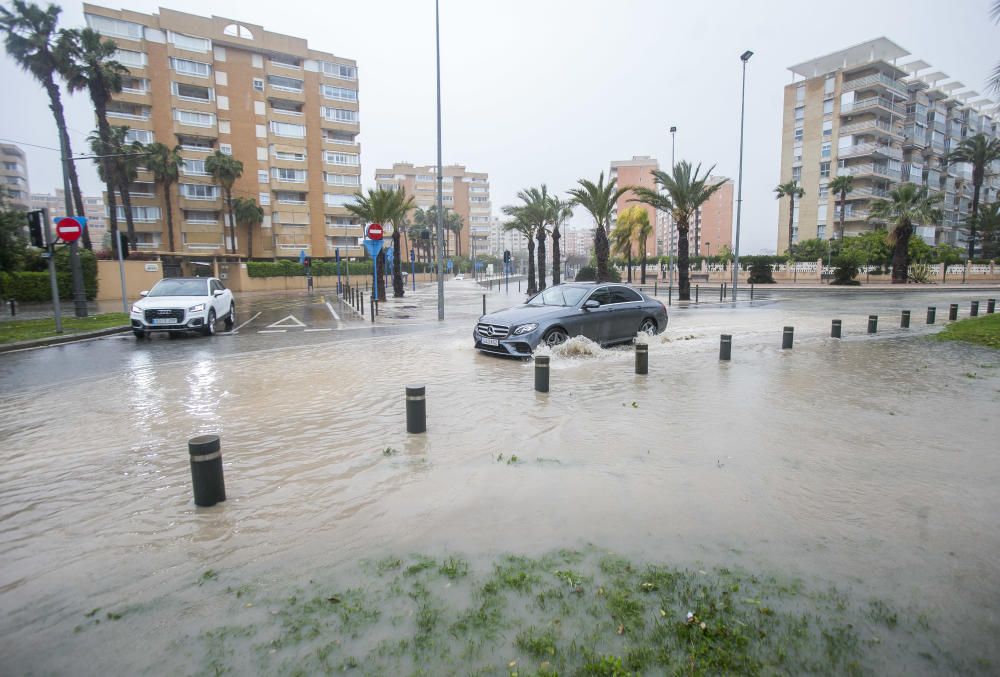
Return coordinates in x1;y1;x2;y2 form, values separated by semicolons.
30;190;108;244
375;163;489;259
1;144;30;210
673;177;734;258
779;37;1000;253
610;156;658;258
83;4;361;258
562;227;593;259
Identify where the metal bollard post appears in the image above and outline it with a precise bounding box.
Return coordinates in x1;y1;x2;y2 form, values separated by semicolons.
375;300;379;317
970;301;979;317
405;385;426;433
695;285;699;303
482;294;486;316
988;299;995;314
750;282;754;301
927;307;936;324
831;319;842;338
719;334;732;361
949;304;958;321
668;285;672;306
867;315;878;334
370;298;375;322
189;435;226;507
635;343;648;374
8;299;14;316
901;310;910;328
654;281;658;296
782;326;794;349
534;355;550;392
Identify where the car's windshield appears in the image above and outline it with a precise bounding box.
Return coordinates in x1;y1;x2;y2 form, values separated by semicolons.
526;286;589;307
149;279;208;297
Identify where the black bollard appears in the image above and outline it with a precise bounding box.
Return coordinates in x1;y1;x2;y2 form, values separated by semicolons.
927;306;936;324
189;435;226;507
868;315;878;334
831;319;842;338
782;326;794;349
750;282;754;301
534;355;550;392
482;294;486;316
949;304;958;321
988;299;995;314
370;298;375;322
971;301;979;317
695;285;699;303
405;384;426;433
901;310;910;328
719;334;732;361
635;343;648;374
375;300;379;316
8;299;15;316
720;284;724;302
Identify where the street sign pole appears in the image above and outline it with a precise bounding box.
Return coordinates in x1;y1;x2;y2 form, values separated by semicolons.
410;250;415;291
39;208;63;333
336;248;341;294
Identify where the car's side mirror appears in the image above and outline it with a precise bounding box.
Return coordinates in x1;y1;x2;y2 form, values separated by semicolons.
213;290;225;297
583;299;600;310
139;290;149;297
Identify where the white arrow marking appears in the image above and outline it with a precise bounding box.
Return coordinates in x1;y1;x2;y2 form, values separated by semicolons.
265;314;306;329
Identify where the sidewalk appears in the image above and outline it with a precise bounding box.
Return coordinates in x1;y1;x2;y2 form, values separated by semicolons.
0;299;125;323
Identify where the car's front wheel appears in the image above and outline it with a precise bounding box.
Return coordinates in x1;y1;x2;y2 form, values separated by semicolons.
133;329;147;340
543;327;568;347
224;303;235;331
638;318;658;336
201;310;216;337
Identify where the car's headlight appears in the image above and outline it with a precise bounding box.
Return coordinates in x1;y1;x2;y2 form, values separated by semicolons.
512;323;538;335
189;303;206;312
130;305;141;314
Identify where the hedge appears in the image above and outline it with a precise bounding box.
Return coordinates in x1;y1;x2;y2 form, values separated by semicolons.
0;271;95;302
246;259;439;279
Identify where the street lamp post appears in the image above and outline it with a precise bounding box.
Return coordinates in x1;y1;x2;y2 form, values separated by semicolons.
667;125;676;289
434;0;445;320
706;241;712;266
732;50;753;299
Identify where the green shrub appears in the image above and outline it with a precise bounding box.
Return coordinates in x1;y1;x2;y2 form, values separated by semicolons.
747;259;775;284
574;266;620;282
831;251;863;285
0;271;82;301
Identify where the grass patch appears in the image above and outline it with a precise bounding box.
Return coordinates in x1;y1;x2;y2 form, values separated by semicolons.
935;313;1000;349
0;312;129;344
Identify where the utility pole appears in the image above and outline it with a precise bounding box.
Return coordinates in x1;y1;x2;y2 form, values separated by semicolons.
668;126;676;289
434;0;445;320
732;50;754;298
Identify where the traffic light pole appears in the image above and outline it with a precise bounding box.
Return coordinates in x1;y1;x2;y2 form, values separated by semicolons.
39;208;64;334
61;151;88;318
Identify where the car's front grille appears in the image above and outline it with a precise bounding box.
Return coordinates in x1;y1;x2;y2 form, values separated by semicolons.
144;308;184;323
476;322;509;339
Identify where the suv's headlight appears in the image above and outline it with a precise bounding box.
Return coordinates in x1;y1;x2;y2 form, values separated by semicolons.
130;305;141;314
512;323;538;335
189;303;206;312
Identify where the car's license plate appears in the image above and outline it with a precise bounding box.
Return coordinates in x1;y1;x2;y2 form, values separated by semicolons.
152;318;175;325
481;337;499;346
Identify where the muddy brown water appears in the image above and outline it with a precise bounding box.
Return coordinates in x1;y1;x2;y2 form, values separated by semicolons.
1;285;998;673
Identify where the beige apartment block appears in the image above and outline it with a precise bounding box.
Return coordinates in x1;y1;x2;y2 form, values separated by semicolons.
83;4;361;259
1;144;30;210
30;190;108;244
374;163;490;259
779;37;999;254
610;156;658;259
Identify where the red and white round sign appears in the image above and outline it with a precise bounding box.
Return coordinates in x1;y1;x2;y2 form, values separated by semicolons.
366;223;384;241
55;216;84;242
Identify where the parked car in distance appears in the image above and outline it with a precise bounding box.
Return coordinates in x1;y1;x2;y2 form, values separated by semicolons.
473;282;667;357
130;277;235;339
453;274;465;280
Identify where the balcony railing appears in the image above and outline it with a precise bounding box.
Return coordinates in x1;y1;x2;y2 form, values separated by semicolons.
840;97;905;116
837;163;902;180
838;119;902;138
837;142;903;161
842;73;908;97
841;186;891;200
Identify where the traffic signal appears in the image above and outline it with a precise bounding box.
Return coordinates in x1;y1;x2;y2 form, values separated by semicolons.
26;210;44;248
303;256;312;268
118;231;130;258
503;249;511;263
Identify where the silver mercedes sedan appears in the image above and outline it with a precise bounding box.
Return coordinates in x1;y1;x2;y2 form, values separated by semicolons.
473;282;668;357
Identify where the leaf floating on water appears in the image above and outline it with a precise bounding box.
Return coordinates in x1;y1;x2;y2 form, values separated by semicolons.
327;595;341;604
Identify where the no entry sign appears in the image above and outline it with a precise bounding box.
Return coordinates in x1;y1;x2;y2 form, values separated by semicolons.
55;216;86;242
366;223;383;240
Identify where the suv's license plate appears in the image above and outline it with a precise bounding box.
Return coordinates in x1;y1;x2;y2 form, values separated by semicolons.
481;337;499;346
152;318;175;325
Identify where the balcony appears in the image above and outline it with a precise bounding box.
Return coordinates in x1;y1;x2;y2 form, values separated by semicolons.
842;73;908;97
842;186;891;200
837;163;901;181
840;97;905;117
838;119;903;139
837;142;903;161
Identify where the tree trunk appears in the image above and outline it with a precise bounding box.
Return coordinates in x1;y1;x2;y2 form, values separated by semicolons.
595;225;610;282
677;221;691;300
163;181;176;252
526;237;537;295
640;241;647;284
891;223;912;284
536;226;546;291
376;249;387;301
392;230;404;298
105;178;120;256
551;227;561;285
118;179;138;251
968;181;982;260
787;195;795;255
839;192;847;240
626;248;633;283
226;191;237;254
43;75;90;249
246;219;254;259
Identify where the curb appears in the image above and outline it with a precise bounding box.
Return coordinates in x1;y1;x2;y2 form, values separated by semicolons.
0;326;131;354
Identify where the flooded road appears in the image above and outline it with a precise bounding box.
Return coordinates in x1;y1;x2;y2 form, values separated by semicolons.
1;282;998;674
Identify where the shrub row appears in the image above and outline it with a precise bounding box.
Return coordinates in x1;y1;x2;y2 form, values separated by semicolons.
246;259;438;278
0;271;96;302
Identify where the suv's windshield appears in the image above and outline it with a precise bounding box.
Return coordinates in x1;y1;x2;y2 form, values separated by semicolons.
149;279;208;297
526;286;589;307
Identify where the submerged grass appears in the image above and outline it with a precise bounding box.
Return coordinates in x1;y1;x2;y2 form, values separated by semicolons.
935;313;1000;349
125;547;978;675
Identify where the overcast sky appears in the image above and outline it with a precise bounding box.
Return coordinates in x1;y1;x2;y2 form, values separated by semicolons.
2;0;997;253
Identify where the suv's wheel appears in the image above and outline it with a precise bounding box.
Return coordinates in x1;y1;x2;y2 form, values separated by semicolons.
201;310;216;336
638;318;657;335
543;327;568;346
224;304;235;331
133;329;147;339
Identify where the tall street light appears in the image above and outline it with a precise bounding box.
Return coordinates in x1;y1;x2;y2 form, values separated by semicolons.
667;125;676;289
732;50;752;298
434;0;445;320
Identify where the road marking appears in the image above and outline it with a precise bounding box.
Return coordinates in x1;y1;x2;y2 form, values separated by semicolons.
266;314;306;329
304;328;333;332
258;329;287;334
234;311;261;333
325;302;341;321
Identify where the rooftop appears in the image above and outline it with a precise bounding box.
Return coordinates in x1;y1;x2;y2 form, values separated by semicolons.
788;37;909;79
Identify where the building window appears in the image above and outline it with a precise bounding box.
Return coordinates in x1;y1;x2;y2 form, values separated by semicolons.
171;81;213;102
86;14;143;39
322;130;357;144
822;120;832;138
171;32;210;52
795;84;805;104
223;23;255;40
794;106;804;122
817;225;826;239
323;173;360;186
275;191;307;204
259;192;270;205
184;210;218;224
121;76;148;93
178;136;213;152
817;205;828;223
794;127;803;142
324;193;353;207
825;76;835;95
322;107;358;123
252;78;264;92
180;183;218;200
114;49;147;68
320;85;357;101
169;57;211;77
793;143;803;163
258;169;268;184
818;184;829;199
792;167;802;182
267;75;303;92
269;121;306;138
220;144;232;155
321;62;357;80
182;159;208;176
270;54;301;68
324;151;359;166
273;150;306;161
124;128;153;144
821;142;831;159
272;167;307;182
173;109;215;127
823;98;834;116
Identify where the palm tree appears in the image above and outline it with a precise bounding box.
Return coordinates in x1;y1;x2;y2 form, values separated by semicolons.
145;142;183;253
0;1;88;248
610;212;637;283
633;162;725;300
345;187;414;299
634;209;653;284
774;180;805;256
233;197;263;260
91;126;142;252
567;172;628;283
504;186;550;290
503;214;536;294
205;150;243;254
971;202;1000;260
828;175;854;241
447;209;465;258
548;196;572;286
991;0;1000;94
868;183;942;283
948;134;1000;259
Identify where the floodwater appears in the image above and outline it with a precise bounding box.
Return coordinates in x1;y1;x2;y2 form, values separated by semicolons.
1;283;999;674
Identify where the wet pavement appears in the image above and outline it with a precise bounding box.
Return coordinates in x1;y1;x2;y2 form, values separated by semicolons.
1;280;999;674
